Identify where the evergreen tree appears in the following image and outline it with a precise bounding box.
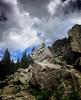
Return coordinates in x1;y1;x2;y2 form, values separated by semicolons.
2;49;11;65
21;50;28;68
1;49;11;78
11;59;14;65
17;58;20;64
16;58;20;69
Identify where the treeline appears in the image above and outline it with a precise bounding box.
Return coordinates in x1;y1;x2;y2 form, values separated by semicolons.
0;49;33;80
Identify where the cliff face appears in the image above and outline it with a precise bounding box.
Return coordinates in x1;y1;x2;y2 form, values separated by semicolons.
67;24;81;68
51;24;81;67
68;24;81;53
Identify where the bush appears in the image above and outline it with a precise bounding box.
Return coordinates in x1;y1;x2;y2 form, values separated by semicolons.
28;85;52;100
63;90;81;100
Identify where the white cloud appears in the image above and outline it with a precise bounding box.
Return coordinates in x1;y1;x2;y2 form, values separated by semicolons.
0;0;42;51
47;0;61;15
4;0;18;5
2;27;40;50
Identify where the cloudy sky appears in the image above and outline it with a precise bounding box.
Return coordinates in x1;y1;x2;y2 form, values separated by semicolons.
0;0;81;52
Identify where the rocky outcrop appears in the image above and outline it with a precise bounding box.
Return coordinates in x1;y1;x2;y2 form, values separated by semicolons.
51;38;68;57
68;24;81;53
51;38;70;64
32;43;54;63
30;29;81;90
51;24;81;67
66;24;81;67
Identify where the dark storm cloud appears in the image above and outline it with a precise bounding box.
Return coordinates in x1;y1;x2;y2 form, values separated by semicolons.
0;0;11;15
0;0;11;40
0;0;14;41
18;0;50;18
60;0;81;15
0;0;81;50
18;0;81;18
0;0;22;42
61;0;81;10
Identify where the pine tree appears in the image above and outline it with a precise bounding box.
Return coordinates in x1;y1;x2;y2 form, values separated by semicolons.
17;58;20;65
16;58;20;69
2;49;11;77
21;50;28;68
11;59;14;65
2;49;11;65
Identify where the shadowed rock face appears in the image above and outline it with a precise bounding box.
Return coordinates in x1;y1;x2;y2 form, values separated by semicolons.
67;24;81;67
51;24;81;67
51;38;69;59
68;24;81;53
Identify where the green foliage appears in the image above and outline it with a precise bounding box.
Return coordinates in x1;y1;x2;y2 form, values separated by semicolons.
16;58;20;69
53;83;81;100
21;50;34;68
0;49;12;79
2;49;11;65
68;90;81;100
28;86;52;100
21;50;28;68
36;90;51;100
2;49;11;72
63;89;81;100
53;84;65;100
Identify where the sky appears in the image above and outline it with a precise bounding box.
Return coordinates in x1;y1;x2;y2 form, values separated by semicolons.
0;0;81;60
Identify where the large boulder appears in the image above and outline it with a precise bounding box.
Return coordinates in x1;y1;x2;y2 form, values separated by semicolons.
29;62;81;90
68;24;81;53
29;63;62;89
